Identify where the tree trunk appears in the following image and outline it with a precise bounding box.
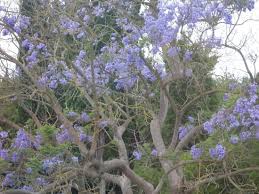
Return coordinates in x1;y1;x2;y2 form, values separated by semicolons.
160;160;183;194
120;176;134;194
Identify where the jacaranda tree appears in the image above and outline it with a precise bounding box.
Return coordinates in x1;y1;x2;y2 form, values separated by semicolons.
0;0;258;193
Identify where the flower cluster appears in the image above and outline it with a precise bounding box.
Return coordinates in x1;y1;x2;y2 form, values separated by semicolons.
151;148;158;157
56;127;73;144
67;111;78;119
0;131;8;138
80;112;90;123
20;185;33;192
60;16;80;35
2;172;15;187
191;84;258;160
190;145;203;160
1;15;30;36
209;144;226;160
42;157;63;174
133;150;142;160
234;0;255;11
203;84;258;137
0;149;8;160
230;135;239;144
74;125;93;143
21;37;49;68
38;61;73;89
59;14;89;40
12;129;32;149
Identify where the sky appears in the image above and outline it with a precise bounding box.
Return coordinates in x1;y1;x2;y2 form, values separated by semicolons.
214;1;259;79
0;0;19;75
0;0;259;79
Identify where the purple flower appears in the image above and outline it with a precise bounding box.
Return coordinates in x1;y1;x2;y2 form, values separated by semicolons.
178;126;188;140
190;145;203;160
2;29;9;36
83;15;90;23
223;11;232;24
230;135;239;144
3;16;16;28
81;112;90;123
241;117;253;127
49;80;58;89
167;47;179;57
67;111;78;118
36;43;46;50
0;149;9;160
63;70;73;80
93;6;105;17
13;25;21;34
187;116;195;123
60;17;80;34
184;51;192;62
0;131;8;138
42;157;63;174
234;97;252;114
240;131;252;141
0;6;6;11
59;78;67;85
223;93;230;101
11;152;20;163
77;31;86;39
18;15;30;30
209;144;225;160
151;149;158;157
227;114;240;129
56;128;72;144
79;132;92;143
33;134;42;149
12;129;32;149
13;26;20;34
229;82;238;91
247;0;255;11
75;123;93;142
22;39;33;50
20;185;33;191
2;172;15;187
255;121;259;127
248;84;257;96
203;121;214;134
26;51;38;64
26;167;32;174
133;150;142;160
78;50;86;59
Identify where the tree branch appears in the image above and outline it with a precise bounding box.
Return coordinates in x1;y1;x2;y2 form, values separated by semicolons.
187;167;259;191
0;115;22;130
20;104;42;128
175;125;203;152
224;44;254;82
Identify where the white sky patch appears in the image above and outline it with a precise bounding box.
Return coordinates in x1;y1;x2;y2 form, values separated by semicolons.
214;1;259;79
0;0;19;76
